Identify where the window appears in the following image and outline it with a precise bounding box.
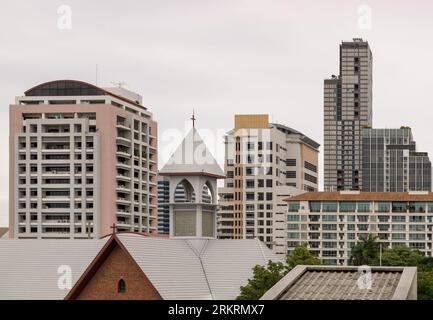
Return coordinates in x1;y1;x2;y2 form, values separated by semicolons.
288;202;300;213
322;202;337;212
118;279;126;293
339;202;356;213
304;173;317;184
304;161;317;173
392;202;407;213
377;202;391;213
409;202;426;213
286;159;296;166
309;202;321;212
286;171;296;178
357;202;370;213
246;179;255;188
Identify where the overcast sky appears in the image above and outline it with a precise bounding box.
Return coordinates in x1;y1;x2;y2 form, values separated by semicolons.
1;0;433;227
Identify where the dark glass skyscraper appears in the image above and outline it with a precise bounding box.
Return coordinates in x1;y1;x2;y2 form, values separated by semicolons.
324;39;373;191
362;127;431;192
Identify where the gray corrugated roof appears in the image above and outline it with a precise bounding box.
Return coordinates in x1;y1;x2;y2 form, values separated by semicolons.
117;234;281;300
261;265;417;300
0;239;107;300
0;234;281;300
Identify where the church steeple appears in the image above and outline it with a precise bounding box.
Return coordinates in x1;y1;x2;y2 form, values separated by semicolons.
160;116;225;238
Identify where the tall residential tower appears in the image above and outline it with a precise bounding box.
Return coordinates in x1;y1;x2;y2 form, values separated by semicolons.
9;80;158;239
324;38;373;191
218;114;319;255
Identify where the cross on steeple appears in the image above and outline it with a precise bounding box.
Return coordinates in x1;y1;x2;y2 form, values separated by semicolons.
110;223;117;235
190;110;196;128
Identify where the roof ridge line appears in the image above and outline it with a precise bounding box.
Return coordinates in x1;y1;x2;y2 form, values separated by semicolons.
255;238;268;263
184;239;214;300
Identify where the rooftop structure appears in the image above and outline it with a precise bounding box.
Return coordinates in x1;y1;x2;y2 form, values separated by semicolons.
261;265;417;300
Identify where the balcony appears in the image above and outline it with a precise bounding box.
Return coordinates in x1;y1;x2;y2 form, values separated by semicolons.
116;173;131;182
117;210;131;217
116;122;130;131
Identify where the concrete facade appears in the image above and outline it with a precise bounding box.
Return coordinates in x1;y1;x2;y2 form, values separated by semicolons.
286;191;433;265
9;80;158;239
218;114;319;256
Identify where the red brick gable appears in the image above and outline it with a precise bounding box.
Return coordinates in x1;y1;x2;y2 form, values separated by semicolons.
65;236;162;300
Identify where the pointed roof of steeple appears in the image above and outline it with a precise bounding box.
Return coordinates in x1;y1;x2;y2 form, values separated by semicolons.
160;127;225;179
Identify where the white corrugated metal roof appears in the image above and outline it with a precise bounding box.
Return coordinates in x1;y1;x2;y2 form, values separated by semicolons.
0;239;107;300
0;234;281;300
117;234;281;300
159;128;225;178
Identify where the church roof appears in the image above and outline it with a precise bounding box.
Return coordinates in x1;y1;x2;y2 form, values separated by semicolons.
0;238;107;299
0;233;281;300
115;234;279;300
160;128;225;179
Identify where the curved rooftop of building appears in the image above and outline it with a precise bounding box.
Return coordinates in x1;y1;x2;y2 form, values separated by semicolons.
270;122;320;149
23;79;146;109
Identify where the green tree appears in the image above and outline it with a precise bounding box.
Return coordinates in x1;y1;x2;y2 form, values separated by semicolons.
349;234;380;266
380;246;433;300
287;244;321;269
381;246;425;267
236;260;287;300
418;271;433;300
237;244;320;300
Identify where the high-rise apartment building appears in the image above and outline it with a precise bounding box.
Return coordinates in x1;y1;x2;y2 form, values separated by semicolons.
9;80;158;239
324;38;373;191
157;176;170;234
286;191;433;265
362;127;432;192
218;114;319;255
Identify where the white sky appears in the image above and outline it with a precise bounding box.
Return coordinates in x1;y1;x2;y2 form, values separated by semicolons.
1;0;433;227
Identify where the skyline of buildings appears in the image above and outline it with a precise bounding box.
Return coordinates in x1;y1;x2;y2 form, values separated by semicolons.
5;38;433;247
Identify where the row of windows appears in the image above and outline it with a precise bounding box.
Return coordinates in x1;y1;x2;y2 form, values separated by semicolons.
288;201;433;213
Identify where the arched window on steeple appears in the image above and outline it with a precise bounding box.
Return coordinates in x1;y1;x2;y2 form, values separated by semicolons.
118;279;126;294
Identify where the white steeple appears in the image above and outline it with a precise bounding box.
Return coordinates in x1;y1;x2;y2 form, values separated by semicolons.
160;127;225;179
160;115;225;238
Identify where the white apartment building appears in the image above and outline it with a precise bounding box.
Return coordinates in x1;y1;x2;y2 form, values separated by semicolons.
285;191;433;265
218;114;319;256
9;80;158;239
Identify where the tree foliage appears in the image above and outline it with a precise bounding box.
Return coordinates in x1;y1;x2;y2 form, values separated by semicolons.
287;244;321;270
349;234;380;266
237;244;320;300
236;260;287;300
381;246;425;267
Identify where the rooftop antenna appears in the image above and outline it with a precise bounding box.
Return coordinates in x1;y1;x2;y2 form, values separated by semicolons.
95;64;98;86
111;81;127;88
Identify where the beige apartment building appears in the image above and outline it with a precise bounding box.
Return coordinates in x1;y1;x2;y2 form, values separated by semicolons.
285;191;433;265
9;80;158;239
218;114;319;255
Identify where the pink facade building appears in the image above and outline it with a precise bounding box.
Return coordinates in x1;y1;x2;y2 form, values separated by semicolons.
9;80;158;239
